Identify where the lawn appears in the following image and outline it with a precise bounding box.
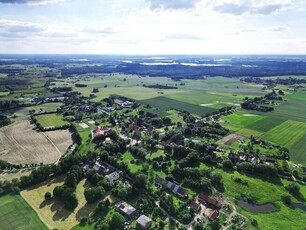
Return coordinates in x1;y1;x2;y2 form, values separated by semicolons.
21;176;98;230
261;120;306;148
121;151;143;173
35;113;68;128
0;195;47;230
12;103;64;116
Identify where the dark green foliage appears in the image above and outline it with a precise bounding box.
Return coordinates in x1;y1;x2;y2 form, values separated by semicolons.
84;187;105;203
286;183;300;195
281;194;292;205
0;115;11;127
109;212;125;230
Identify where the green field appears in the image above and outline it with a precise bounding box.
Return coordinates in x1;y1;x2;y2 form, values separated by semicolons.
218;170;306;230
0;195;47;230
35;113;68;128
290;133;306;164
12;103;64;116
247;116;286;132
261;120;306;148
139;96;216;116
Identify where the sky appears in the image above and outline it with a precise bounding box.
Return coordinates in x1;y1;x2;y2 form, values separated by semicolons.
0;0;305;54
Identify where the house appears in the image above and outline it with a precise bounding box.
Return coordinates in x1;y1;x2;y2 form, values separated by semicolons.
198;193;221;209
105;171;120;182
136;215;152;230
260;156;278;163
173;186;189;198
156;177;188;198
115;201;137;219
208;210;219;220
117;101;134;108
190;200;201;212
92;126;114;139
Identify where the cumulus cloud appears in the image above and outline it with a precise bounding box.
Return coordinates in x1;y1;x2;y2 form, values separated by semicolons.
213;0;294;15
145;0;201;10
0;0;62;5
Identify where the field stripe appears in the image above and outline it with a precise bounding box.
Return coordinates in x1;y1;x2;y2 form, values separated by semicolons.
289;133;306;164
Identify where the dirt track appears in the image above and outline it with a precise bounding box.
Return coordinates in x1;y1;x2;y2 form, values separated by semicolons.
0;118;72;165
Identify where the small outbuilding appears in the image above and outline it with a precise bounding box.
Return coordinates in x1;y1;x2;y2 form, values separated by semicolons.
136;215;152;230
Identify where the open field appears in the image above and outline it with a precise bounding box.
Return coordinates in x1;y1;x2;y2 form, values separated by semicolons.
217;169;306;230
246;116;286;132
217;134;244;146
139;96;216;116
11;103;63;117
21;177;97;230
261;120;306;149
289;133;306;164
0;195;47;230
35;113;68;128
0;119;72;165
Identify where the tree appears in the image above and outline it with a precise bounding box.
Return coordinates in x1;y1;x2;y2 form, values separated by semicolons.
286;183;300;195
281;194;292;205
109;212;125;230
84;187;105;203
44;192;52;200
222;159;233;169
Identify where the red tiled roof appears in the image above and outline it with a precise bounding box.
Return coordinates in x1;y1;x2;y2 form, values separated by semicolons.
198;193;221;208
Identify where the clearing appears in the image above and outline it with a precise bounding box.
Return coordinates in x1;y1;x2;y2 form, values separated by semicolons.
21;177;98;230
0;195;47;230
35;113;68;129
217;134;244;146
0;118;73;165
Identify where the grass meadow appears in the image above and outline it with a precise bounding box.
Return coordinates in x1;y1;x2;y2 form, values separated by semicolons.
0;195;47;230
35;113;68;128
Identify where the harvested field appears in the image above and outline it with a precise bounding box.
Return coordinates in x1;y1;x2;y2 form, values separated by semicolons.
217;134;243;146
21;177;98;230
0;119;73;165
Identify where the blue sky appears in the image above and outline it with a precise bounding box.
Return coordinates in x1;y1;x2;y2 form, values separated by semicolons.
0;0;305;54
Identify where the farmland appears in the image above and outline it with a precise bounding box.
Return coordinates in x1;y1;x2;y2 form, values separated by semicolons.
261;120;306;149
35;113;68;128
21;177;97;230
0;195;47;230
0;118;72;165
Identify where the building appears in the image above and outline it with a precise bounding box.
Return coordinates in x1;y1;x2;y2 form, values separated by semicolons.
208;210;219;220
105;171;120;182
115;201;137;219
92;126;114;139
136;215;152;230
198;193;221;209
117;100;134;108
190;200;201;212
156;177;188;198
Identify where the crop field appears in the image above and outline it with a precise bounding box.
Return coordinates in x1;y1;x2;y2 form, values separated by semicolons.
289;133;306;164
246;116;286;132
0;195;47;230
0;168;32;182
0;119;73;165
35;113;68;128
261;120;306;148
139;96;216;116
21;177;97;230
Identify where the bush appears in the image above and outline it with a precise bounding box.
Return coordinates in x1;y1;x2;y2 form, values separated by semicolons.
281;194;292;205
286;183;300;195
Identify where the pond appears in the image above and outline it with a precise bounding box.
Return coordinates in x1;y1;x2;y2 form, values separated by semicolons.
291;202;306;212
237;200;277;213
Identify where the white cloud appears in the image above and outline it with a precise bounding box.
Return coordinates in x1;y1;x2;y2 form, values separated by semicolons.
213;0;295;15
145;0;201;10
0;0;62;5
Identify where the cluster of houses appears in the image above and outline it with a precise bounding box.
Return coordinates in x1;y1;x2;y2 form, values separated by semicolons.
190;193;222;220
115;201;153;230
92;126;114;142
116;100;134;108
84;160;121;183
155;177;189;198
229;151;278;165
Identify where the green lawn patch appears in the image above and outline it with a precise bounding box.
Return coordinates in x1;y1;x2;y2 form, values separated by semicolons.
0;195;47;230
35;113;68;128
261;120;306;148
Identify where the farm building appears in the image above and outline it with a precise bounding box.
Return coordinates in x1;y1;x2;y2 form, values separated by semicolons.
136;215;152;230
115;201;137;219
155;177;188;198
198;193;222;209
105;171;120;182
208;210;219;220
190;200;201;212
